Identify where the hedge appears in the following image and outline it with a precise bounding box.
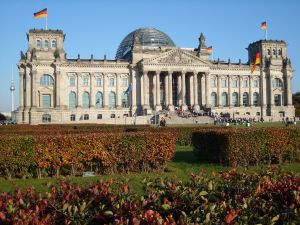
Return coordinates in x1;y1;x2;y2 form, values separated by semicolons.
192;128;300;166
0;168;299;224
0;132;175;179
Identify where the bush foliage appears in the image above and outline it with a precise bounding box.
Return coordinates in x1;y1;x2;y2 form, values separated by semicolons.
192;128;300;167
0;168;299;224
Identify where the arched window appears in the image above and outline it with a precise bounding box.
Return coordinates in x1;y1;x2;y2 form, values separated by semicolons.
42;114;51;123
243;92;249;106
253;92;259;106
82;92;90;108
69;92;76;108
273;49;276;56
232;92;238;106
210;92;217;106
51;40;56;48
221;92;228;106
273;78;282;88
95;92;103;108
274;94;281;106
122;92;129;108
278;49;282;56
109;91;116;108
267;49;271;55
44;40;49;49
70;114;76;121
36;40;41;49
40;75;54;85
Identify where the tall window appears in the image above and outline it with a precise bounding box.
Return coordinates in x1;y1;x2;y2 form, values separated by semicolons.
42;94;51;108
69;77;75;86
96;77;102;87
253;92;259;106
253;79;259;88
109;77;115;87
273;49;276;56
221;92;228;106
273;78;282;88
44;40;49;49
51;40;56;48
36;40;41;49
122;92;129;108
42;114;51;123
221;79;227;88
83;77;89;86
84;114;89;120
210;79;216;88
122;78;128;87
210;92;217;106
95;92;103;108
278;49;282;56
82;92;90;108
243;79;248;88
243;92;249;106
40;75;54;85
232;92;238;106
69;92;76;108
232;80;238;88
109;91;116;108
70;114;76;121
274;94;281;106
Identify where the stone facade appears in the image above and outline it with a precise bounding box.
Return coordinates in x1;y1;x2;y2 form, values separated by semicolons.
16;28;295;124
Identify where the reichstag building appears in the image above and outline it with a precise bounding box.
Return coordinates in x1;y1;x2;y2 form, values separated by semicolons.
16;27;294;124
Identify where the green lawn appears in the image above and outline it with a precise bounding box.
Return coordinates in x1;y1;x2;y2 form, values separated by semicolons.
0;145;299;195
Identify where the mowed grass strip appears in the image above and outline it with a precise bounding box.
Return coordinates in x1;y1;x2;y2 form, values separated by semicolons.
0;145;299;195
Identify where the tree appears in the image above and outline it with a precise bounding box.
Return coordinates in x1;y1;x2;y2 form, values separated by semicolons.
0;113;6;121
292;92;300;117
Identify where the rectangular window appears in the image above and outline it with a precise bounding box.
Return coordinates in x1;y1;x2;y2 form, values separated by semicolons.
42;94;51;108
232;80;238;88
253;79;259;88
221;79;227;88
243;80;248;88
210;79;216;88
96;77;102;86
83;77;89;86
109;77;115;87
122;78;128;87
70;114;76;121
69;77;75;86
84;114;89;120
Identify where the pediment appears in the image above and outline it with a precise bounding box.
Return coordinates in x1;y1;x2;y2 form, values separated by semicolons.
142;49;210;66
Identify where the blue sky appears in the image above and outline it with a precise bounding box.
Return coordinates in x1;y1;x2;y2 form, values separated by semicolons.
0;0;299;112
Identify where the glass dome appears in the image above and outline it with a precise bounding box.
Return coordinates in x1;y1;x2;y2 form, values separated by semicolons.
115;27;175;59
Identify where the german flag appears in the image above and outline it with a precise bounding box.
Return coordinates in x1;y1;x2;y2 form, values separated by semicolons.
33;8;47;18
207;46;213;53
251;52;260;74
261;21;267;30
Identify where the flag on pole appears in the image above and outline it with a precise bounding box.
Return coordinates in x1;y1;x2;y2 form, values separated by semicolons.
207;46;213;53
251;52;260;74
261;21;267;30
125;83;132;94
33;8;48;18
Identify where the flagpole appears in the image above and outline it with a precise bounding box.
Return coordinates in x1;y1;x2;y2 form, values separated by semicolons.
265;29;267;40
46;16;48;30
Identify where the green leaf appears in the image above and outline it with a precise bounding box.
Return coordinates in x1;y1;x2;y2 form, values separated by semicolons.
200;191;208;196
104;210;114;216
162;204;171;210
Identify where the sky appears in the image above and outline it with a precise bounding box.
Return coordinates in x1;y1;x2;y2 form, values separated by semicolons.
0;0;299;112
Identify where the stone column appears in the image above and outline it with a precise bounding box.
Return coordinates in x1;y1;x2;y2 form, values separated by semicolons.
103;73;108;108
270;75;274;106
55;70;61;108
286;75;292;105
90;73;95;107
131;70;137;110
116;73;121;108
19;68;25;109
193;71;199;110
140;72;144;107
25;67;31;108
228;75;232;107
155;70;161;110
239;76;243;106
260;72;267;107
249;75;252;106
217;75;221;107
189;74;194;106
177;74;181;106
31;67;37;109
164;73;168;106
168;71;173;110
76;73;82;107
205;72;210;107
181;71;186;109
